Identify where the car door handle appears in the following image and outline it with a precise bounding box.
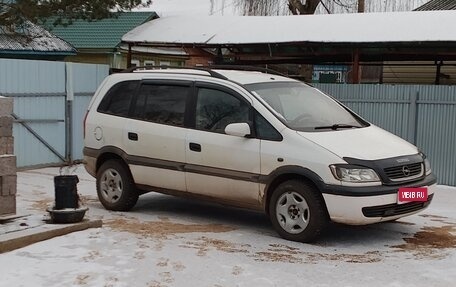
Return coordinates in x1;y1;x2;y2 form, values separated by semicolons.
189;142;201;152
128;132;138;141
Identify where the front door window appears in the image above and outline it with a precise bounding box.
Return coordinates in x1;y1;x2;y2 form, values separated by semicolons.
195;88;250;133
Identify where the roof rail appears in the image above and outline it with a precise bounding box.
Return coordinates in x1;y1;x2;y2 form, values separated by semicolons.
207;65;288;77
120;65;228;80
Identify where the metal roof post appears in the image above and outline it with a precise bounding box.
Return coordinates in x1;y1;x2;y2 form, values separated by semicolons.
65;62;74;163
215;46;223;64
351;48;360;84
435;60;442;85
408;90;419;145
127;43;132;68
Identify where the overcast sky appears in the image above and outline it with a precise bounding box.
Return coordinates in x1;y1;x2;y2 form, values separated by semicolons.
139;0;237;17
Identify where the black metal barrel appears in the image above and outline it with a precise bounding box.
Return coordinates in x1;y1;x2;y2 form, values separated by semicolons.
54;175;79;209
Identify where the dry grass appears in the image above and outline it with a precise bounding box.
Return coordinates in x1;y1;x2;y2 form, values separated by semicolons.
105;218;236;239
393;225;456;259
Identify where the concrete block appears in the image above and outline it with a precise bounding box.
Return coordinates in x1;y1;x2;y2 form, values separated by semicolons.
0;116;13;137
0;155;16;177
1;175;17;196
0;97;13;116
0;137;14;155
0;195;16;216
0;219;103;253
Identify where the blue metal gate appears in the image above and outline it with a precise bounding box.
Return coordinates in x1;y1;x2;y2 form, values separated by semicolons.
0;59;108;168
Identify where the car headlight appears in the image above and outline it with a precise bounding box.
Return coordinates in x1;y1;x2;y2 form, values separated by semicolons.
424;157;431;175
330;165;380;183
419;152;432;175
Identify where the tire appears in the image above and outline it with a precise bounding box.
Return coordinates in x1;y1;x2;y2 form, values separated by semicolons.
96;159;138;211
269;180;328;243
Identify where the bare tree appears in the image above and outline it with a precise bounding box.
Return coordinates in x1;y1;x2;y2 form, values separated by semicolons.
228;0;323;15
225;0;428;16
229;0;352;15
315;0;428;14
288;0;321;15
358;0;365;12
230;0;284;16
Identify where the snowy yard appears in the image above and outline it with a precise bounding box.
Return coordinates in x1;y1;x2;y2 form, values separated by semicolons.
1;166;455;287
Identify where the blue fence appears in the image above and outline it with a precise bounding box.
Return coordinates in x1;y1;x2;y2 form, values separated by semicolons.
314;84;456;186
1;60;454;186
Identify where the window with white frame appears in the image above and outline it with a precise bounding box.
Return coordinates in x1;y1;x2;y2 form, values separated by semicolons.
130;59;140;67
144;60;156;67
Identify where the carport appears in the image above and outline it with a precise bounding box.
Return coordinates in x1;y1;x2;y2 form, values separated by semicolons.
122;10;456;83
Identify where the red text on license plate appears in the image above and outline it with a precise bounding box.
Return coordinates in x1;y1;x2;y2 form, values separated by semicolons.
398;187;428;203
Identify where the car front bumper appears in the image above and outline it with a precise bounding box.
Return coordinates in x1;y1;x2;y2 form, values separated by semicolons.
321;174;437;225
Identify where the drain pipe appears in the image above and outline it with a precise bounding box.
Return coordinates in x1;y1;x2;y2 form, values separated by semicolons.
65;63;74;164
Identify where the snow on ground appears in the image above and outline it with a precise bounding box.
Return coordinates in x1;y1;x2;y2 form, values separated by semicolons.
1;165;456;287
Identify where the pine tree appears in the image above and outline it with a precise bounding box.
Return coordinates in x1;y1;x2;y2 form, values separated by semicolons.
0;0;152;32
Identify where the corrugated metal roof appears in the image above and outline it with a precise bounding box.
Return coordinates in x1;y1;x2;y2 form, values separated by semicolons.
47;12;157;49
414;0;456;11
0;21;76;54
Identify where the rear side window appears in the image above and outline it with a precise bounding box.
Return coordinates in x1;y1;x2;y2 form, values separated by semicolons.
132;84;189;127
97;81;138;117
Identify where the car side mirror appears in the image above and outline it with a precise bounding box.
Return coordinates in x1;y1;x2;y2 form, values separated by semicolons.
224;123;251;138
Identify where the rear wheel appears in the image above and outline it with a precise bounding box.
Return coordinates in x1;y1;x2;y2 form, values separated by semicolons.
96;160;138;211
269;180;328;242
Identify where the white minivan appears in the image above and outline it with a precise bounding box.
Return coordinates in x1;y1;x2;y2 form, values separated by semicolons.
83;67;436;242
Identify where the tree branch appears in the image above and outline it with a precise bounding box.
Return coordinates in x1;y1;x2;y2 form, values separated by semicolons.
288;0;321;15
0;0;152;32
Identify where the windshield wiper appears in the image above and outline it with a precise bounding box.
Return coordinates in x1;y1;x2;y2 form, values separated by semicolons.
314;124;360;130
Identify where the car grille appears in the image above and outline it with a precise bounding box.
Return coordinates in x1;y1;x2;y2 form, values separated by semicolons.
384;162;423;181
362;194;433;218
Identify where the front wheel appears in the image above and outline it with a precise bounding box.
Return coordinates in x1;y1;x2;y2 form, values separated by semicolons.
96;160;138;211
269;180;328;243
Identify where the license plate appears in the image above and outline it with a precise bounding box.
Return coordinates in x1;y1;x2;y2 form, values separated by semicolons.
398;187;428;204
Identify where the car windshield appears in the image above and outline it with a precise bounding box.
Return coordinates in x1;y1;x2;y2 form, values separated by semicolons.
246;81;367;132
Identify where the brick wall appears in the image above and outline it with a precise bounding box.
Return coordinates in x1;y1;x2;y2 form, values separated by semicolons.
0;96;16;216
184;48;216;67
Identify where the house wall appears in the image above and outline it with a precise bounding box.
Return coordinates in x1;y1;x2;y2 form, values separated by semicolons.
383;61;456;85
184;48;216;67
65;53;113;66
119;52;187;68
65;50;187;69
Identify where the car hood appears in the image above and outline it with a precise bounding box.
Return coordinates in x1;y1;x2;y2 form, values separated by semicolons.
297;125;418;160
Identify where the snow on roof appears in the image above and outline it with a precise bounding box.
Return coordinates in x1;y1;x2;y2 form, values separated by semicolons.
0;21;76;54
122;11;456;45
415;0;456;11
